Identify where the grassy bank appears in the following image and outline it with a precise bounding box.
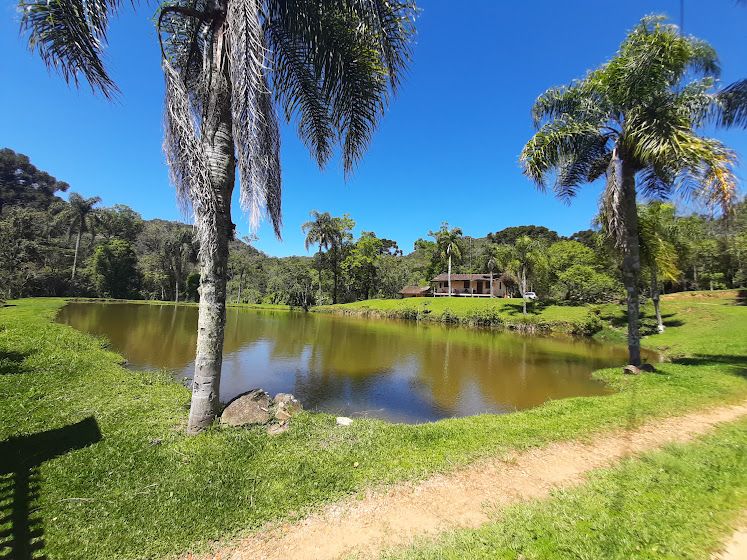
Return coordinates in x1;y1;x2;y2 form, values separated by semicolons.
0;294;745;558
67;296;292;311
314;297;601;335
386;417;747;560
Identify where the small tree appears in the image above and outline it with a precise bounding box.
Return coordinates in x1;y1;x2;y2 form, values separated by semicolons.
638;202;680;332
90;239;140;298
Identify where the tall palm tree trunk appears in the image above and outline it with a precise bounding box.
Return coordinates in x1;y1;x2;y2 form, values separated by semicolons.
521;267;527;315
617;156;642;366
71;227;82;280
317;247;323;303
332;252;339;304
186;44;236;434
447;253;452;296
651;268;664;333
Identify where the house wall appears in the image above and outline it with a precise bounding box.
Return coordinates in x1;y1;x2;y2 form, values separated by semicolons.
433;278;506;296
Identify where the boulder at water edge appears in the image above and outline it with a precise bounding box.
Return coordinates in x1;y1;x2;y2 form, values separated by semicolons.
220;389;271;427
273;393;303;422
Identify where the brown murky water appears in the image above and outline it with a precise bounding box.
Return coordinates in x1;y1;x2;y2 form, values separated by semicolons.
57;302;629;423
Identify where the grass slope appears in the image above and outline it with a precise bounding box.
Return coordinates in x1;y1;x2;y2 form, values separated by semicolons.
314;297;600;334
0;294;745;559
386;418;747;560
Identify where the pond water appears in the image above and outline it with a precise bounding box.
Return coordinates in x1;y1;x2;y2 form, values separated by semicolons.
57;302;629;423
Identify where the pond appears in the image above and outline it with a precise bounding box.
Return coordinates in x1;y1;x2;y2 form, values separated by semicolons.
57;302;630;423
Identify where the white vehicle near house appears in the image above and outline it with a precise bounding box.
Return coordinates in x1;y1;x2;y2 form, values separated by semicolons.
523;291;538;300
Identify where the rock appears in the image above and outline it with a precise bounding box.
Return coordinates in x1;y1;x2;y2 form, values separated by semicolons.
639;363;656;372
267;421;289;436
273;393;303;423
274;393;303;413
336;416;353;426
623;364;641;375
220;389;271;427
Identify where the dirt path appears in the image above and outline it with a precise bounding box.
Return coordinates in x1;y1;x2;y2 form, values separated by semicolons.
713;521;747;560
193;401;747;560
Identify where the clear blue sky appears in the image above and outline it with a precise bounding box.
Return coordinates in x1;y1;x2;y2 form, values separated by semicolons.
2;1;746;256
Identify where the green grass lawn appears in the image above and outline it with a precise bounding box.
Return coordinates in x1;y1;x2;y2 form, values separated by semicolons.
0;294;745;559
385;417;747;560
314;297;599;334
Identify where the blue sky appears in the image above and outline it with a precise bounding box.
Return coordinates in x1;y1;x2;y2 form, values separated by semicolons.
2;1;746;256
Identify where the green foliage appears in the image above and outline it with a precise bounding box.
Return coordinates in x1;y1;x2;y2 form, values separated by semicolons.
553;264;619;304
0;147;69;213
89;239;141;298
548;240;597;271
342;231;384;300
96;204;144;243
487;225;560;245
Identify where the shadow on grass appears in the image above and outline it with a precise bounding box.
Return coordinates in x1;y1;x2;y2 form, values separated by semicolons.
673;355;747;378
0;351;34;376
502;302;543;317
0;417;102;560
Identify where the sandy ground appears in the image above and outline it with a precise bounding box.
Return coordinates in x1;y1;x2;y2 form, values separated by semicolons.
190;401;747;560
713;523;747;560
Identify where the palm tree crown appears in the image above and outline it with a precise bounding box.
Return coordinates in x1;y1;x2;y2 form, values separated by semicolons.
521;15;738;244
20;0;416;242
431;224;463;264
302;211;337;253
56;192;101;279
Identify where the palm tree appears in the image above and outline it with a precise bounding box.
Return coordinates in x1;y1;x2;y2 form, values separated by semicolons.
430;224;462;296
56;193;101;280
521;16;741;365
302;211;336;303
501;236;547;315
19;0;416;432
638;203;680;333
164;229;196;302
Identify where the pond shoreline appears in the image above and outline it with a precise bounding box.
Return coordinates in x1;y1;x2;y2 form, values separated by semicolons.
313;298;604;336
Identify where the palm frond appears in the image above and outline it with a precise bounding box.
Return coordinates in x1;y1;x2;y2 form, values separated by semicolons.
19;0;124;97
716;79;747;129
226;0;282;235
531;80;609;129
266;0;415;176
520;118;608;195
162;59;217;256
267;24;335;167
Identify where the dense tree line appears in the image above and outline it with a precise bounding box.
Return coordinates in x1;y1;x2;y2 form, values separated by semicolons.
2;148;745;310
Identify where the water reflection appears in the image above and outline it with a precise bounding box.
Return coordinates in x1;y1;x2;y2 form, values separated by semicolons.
57;302;629;423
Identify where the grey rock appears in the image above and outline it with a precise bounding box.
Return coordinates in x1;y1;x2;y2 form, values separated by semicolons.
336;416;353;426
220;389;271;427
623;364;641;375
273;393;303;422
267;421;290;436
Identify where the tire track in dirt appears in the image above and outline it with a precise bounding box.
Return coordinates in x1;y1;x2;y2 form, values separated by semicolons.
190;401;747;560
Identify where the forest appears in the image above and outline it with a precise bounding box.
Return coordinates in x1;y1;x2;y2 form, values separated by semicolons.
2;147;746;308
